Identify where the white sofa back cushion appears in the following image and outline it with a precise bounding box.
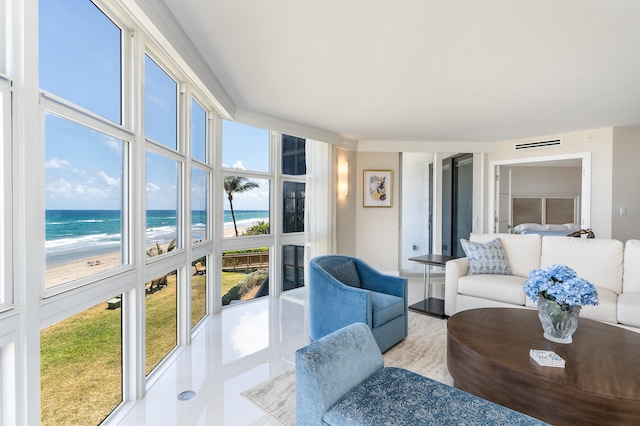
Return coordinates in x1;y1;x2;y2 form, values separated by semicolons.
623;239;640;293
540;236;624;295
470;233;541;278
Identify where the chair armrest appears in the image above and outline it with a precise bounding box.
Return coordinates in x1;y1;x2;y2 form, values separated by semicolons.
309;263;372;340
296;323;384;426
445;258;468;316
355;260;408;300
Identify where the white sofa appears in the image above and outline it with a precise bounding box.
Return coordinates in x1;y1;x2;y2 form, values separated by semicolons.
445;233;640;332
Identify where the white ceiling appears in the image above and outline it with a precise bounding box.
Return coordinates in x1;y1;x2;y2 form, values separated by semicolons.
160;0;640;143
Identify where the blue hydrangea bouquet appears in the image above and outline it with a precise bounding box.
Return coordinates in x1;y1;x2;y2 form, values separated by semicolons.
525;264;599;343
524;264;599;309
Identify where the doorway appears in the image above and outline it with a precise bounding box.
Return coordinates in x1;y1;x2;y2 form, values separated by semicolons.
491;153;591;233
441;154;473;256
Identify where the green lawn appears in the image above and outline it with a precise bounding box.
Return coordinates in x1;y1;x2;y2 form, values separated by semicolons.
145;272;178;375
41;298;122;426
41;271;212;425
222;271;247;296
191;273;207;328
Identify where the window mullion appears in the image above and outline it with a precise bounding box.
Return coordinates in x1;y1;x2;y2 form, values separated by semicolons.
40;92;134;143
0;77;12;311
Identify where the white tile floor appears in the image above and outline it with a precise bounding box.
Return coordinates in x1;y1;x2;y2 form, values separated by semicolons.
115;277;432;425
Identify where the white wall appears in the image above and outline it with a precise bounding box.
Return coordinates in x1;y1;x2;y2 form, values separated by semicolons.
612;128;640;241
510;167;581;195
489;127;614;237
335;147;357;256
339;126;640;273
400;153;432;271
355;152;401;273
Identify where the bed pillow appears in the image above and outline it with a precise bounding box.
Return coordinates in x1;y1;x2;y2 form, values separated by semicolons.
460;238;512;275
327;260;362;288
513;223;581;234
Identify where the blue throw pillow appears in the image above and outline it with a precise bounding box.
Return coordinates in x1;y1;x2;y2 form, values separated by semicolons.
327;260;362;288
460;238;511;275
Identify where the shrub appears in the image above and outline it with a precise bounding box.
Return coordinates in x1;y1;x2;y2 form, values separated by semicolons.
222;269;268;305
242;221;270;236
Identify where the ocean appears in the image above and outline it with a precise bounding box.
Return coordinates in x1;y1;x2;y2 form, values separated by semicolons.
45;209;270;267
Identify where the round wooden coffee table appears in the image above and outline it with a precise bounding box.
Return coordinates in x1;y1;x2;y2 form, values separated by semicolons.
447;308;640;425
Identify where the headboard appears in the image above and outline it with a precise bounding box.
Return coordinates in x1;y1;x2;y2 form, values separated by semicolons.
512;195;579;226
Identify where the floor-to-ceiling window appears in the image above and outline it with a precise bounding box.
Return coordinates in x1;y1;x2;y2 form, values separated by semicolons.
40;0;128;292
39;2;128;422
281;134;306;291
1;0;319;423
190;99;210;325
221;120;271;304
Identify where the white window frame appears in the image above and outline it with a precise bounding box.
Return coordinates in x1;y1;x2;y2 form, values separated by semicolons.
277;132;307;293
0;76;12;311
39;96;135;299
38;1;135;298
0;0;6;76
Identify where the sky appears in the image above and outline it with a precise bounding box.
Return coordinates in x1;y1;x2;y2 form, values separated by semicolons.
40;0;270;212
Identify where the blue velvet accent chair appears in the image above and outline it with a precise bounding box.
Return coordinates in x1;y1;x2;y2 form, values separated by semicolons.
296;323;549;426
308;255;408;353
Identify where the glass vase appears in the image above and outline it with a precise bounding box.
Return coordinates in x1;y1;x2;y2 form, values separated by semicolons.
537;298;581;344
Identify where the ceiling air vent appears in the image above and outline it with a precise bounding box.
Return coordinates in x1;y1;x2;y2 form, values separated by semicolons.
514;138;562;151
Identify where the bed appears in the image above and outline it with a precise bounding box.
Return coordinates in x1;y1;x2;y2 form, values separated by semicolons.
510;195;581;236
511;223;582;237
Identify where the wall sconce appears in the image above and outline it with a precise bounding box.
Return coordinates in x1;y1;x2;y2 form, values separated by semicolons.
337;160;349;197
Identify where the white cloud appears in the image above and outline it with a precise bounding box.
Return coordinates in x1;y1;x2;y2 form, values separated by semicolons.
46;177;113;200
46;178;73;197
146;182;160;192
232;160;246;170
45;157;72;169
46;157;86;175
98;170;120;186
103;137;123;153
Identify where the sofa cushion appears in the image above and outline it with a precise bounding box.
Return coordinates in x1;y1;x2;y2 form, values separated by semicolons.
617;293;640;328
371;291;404;328
525;285;619;324
458;274;527;305
470;233;541;278
623;240;640;293
541;237;623;295
323;367;546;426
573;287;618;324
461;238;511;275
327;260;362;288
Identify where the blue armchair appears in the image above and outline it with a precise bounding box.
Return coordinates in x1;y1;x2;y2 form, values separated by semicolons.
296;323;547;426
308;255;408;353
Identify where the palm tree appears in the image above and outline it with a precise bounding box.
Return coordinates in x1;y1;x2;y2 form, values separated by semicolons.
224;176;259;236
146;239;177;257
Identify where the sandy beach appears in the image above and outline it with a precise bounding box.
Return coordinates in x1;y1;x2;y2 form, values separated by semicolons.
223;225;249;238
46;227;250;288
46;252;123;288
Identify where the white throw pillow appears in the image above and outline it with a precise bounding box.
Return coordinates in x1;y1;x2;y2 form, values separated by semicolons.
460;238;512;275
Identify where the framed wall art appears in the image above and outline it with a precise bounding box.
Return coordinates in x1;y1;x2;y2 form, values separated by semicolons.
363;170;392;207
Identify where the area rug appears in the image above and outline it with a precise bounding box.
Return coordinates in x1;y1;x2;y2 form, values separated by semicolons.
241;312;452;425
